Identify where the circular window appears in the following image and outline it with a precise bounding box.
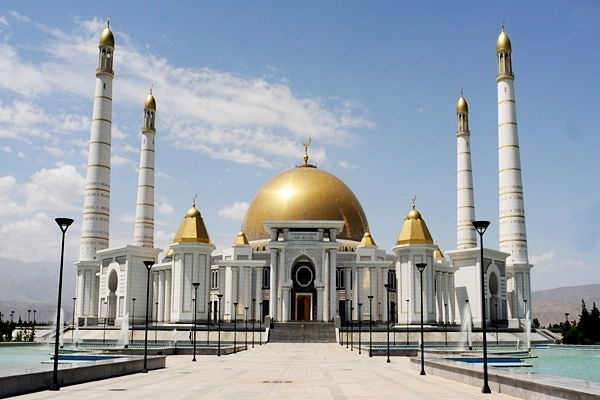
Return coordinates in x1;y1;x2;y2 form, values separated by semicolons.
295;265;313;287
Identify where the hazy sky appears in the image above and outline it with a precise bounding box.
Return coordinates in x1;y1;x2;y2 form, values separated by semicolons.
0;1;599;291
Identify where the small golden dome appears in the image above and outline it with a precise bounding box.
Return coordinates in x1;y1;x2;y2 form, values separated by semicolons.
456;95;468;113
359;231;377;247
99;26;115;48
433;246;444;259
166;248;173;257
241;165;369;242
144;90;156;110
173;203;211;244
233;231;249;246
496;27;511;52
396;205;434;245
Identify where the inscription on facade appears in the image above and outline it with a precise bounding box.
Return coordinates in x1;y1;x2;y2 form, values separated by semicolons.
289;232;319;241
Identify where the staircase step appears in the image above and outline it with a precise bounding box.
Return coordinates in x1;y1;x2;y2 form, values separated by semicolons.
269;322;336;343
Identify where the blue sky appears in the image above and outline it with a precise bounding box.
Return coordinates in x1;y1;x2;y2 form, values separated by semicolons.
0;1;599;291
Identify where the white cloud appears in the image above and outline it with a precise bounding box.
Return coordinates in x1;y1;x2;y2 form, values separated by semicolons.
118;214;135;223
111;155;136;167
0;146;11;153
338;159;358;169
17;151;25;158
218;202;249;220
157;203;174;216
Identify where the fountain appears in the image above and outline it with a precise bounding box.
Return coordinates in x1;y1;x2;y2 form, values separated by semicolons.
118;313;129;348
525;310;531;350
74;326;80;347
172;328;178;347
460;303;472;350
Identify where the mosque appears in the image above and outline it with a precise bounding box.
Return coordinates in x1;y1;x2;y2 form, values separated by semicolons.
74;23;533;333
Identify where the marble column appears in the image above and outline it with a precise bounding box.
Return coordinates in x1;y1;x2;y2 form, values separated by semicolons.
329;249;338;320
164;270;171;322
158;270;165;322
269;248;278;321
255;267;264;322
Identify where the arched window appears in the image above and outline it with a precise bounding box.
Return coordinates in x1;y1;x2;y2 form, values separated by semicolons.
263;267;270;289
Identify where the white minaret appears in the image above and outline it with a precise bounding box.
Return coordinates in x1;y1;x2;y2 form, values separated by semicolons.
456;92;477;249
79;22;114;261
75;22;115;322
496;25;532;322
133;89;157;247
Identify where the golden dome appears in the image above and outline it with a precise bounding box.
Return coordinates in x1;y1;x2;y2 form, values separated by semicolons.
99;26;115;48
359;231;377;247
173;203;211;244
496;27;511;52
144;90;156;110
396;206;434;245
233;231;249;246
456;94;468;113
241;165;369;241
433;246;444;259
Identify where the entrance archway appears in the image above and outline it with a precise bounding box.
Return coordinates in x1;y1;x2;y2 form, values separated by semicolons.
291;261;316;321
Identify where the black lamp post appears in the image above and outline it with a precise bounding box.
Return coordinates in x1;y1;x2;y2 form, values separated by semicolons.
217;294;223;356
233;302;238;354
466;299;472;350
192;282;200;361
244;306;249;350
345;298;350;349
473;220;491;394
259;301;263;346
350;300;354;351
368;296;373;357
49;217;74;391
406;299;410;346
416;262;427;376
495;300;499;346
444;303;448;346
10;311;14;323
358;303;362;355
103;300;107;344
131;298;136;344
207;301;211;346
384;283;392;363
154;302;159;344
33;310;36;342
252;298;256;348
142;260;154;373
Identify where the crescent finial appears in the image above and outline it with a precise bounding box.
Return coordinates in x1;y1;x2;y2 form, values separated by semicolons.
412;195;417;209
302;137;312;165
192;194;197;207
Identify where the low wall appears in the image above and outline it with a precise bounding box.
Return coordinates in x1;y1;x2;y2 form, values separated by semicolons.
0;355;165;398
410;356;600;400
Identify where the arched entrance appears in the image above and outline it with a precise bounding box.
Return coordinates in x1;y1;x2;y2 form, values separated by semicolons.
291;261;316;321
488;272;499;322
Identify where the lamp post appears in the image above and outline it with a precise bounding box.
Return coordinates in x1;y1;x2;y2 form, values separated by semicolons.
142;260;154;373
392;302;396;346
358;303;362;355
233;302;238;354
131;298;136;344
345;298;350;349
350;300;354;351
259;301;263;346
473;220;491;394
192;282;200;361
33;310;36;342
252;298;256;348
444;303;448;346
406;299;410;346
416;262;427;376
50;217;74;391
71;298;76;343
368;296;373;357
384;283;392;363
495;300;499;346
565;312;569;322
217;294;223;356
207;301;211;346
244;306;249;350
10;311;14;323
466;299;472;350
154;302;159;344
103;300;107;344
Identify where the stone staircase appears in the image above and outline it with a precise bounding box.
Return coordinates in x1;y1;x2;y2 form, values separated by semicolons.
268;322;336;343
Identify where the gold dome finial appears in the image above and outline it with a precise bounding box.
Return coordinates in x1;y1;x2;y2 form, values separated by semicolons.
411;195;417;209
144;86;156;110
496;22;512;52
192;194;197;208
302;137;312;165
456;90;468;113
99;17;115;48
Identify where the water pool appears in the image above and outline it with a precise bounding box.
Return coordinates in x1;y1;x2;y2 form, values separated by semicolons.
0;345;54;372
522;346;600;383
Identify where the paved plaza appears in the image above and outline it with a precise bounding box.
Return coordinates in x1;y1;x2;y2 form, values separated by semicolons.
17;344;516;399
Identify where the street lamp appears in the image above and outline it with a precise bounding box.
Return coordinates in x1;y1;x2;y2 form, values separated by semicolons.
233;302;238;354
384;283;393;363
10;311;14;323
466;299;472;350
444;303;448;346
259;301;263;346
350;300;354;351
345;298;350;349
416;262;427;376
192;282;200;362
358;303;362;355
473;220;491;394
207;301;211;346
252;298;256;348
71;298;76;344
131;298;136;344
217;294;223;356
154;302;159;344
406;299;410;346
103;300;107;344
50;217;74;391
244;306;249;350
142;260;155;373
368;296;374;357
